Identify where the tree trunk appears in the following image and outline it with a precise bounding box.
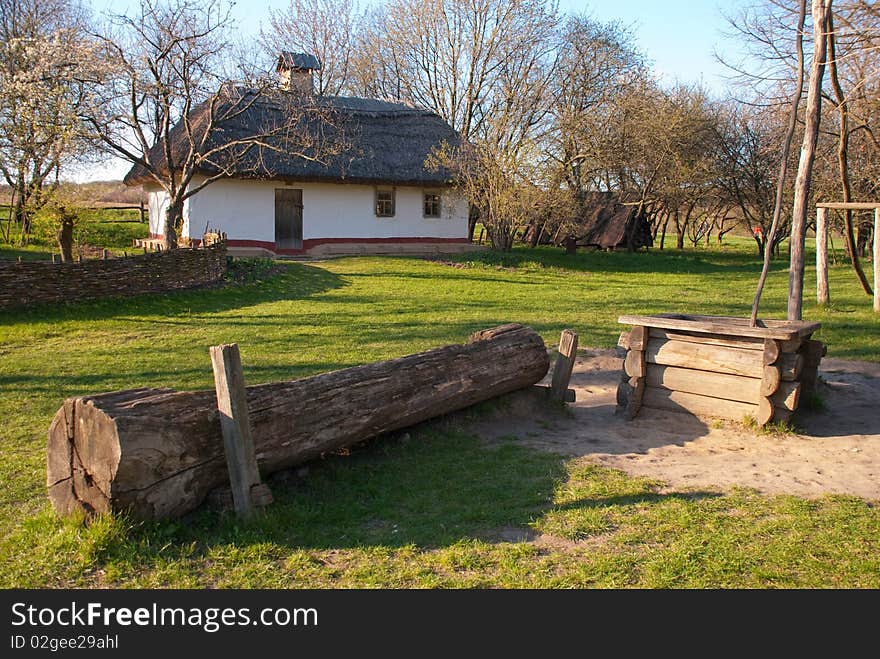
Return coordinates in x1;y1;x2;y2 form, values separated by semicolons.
674;210;685;250
788;0;832;321
56;213;75;263
164;199;182;250
826;15;873;296
47;324;550;520
751;0;807;326
659;214;669;250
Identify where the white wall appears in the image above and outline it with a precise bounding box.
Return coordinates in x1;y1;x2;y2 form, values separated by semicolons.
146;186;191;237
181;178;468;243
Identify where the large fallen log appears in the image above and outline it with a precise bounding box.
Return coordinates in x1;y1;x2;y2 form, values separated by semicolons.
47;323;549;520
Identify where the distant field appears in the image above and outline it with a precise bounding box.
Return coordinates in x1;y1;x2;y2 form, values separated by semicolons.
0;237;877;588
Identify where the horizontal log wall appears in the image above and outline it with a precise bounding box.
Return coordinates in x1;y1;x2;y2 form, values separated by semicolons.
0;242;227;309
617;321;822;427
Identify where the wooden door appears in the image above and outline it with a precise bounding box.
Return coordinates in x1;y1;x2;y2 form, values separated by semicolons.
275;188;303;249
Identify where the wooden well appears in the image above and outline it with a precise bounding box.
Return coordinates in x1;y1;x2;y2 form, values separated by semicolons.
616;314;825;426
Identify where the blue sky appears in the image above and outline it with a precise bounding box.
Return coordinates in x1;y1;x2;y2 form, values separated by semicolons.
82;0;737;181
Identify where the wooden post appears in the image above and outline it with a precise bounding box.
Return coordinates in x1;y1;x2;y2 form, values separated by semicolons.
139;201;145;224
102;249;109;260
209;343;271;518
874;208;879;313
550;329;578;401
816;206;829;305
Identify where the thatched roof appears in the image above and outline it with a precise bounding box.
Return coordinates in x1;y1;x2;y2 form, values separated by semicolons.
278;52;321;71
576;192;653;250
123;91;461;188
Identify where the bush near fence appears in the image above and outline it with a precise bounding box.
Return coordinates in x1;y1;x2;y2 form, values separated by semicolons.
0;241;227;310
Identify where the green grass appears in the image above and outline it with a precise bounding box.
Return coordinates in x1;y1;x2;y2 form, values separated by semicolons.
1;205;148;256
0;235;878;588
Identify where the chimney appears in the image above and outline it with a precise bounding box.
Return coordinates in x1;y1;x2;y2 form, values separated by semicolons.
277;51;321;94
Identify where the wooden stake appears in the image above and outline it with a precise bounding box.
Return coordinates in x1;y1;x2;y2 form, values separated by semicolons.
550;329;578;402
874;208;879;313
209;343;271;518
816;206;829;304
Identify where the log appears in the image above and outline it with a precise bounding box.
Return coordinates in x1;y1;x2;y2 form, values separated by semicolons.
645;365;799;410
646;338;762;377
645;338;802;380
642;387;755;421
763;339;781;365
760;365;781;396
628;326;647;351
648;328;764;351
624;349;646;378
47;324;550;520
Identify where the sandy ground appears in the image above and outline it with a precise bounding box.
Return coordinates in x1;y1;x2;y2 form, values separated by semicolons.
471;349;880;501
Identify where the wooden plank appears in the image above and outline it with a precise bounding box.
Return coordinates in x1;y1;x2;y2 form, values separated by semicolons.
646;364;760;404
815;202;880;210
642;387;756;421
624;349;646;378
648;328;764;351
645;338;763;377
550;329;578;402
816;207;829;305
210;343;269;519
617;330;631;350
619;313;820;340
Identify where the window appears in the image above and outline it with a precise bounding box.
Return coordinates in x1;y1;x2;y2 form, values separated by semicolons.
375;188;395;217
423;192;441;218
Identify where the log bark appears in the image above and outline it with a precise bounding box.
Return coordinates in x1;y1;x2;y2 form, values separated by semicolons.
47;324;550;520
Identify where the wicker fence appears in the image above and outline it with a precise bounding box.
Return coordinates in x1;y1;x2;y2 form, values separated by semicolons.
0;241;227;310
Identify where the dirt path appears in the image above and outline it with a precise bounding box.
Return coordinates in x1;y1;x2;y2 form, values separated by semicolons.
471;349;880;501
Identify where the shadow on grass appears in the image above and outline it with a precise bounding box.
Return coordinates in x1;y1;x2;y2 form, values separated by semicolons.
0;261;348;327
438;244;786;276
79;407;724;581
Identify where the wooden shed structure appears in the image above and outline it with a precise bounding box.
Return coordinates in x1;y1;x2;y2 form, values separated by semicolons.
575;192;653;251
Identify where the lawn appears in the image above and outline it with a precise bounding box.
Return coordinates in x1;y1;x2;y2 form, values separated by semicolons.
0;236;878;588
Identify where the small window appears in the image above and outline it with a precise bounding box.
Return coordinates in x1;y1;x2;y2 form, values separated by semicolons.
423;192;441;218
375;188;395;217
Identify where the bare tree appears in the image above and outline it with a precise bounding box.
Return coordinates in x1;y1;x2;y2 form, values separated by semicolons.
357;0;559;141
259;0;359;96
788;0;833;321
546;15;647;213
750;0;807;326
84;0;343;249
823;5;873;295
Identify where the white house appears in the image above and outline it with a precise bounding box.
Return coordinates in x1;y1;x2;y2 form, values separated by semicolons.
125;53;474;258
